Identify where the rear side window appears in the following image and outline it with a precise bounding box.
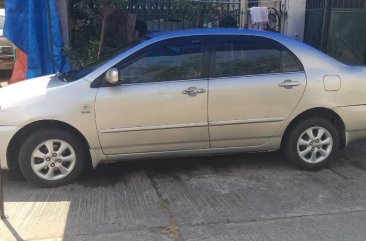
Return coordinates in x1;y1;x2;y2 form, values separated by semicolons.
281;50;302;72
118;37;205;84
212;36;302;78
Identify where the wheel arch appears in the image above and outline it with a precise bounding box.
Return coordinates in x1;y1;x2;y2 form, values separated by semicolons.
281;107;346;150
7;120;91;170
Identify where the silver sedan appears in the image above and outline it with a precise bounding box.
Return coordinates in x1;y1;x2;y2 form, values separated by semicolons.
0;29;365;187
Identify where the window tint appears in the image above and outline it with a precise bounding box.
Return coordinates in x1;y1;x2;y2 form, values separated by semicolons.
281;51;302;72
119;38;204;84
212;36;302;78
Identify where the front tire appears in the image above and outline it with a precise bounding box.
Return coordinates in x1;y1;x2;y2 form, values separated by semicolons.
19;129;86;187
283;118;340;170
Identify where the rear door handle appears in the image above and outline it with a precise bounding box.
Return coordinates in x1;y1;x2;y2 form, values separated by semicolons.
278;80;301;89
182;87;206;96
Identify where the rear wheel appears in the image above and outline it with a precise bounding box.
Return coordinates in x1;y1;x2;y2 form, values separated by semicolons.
283;118;340;170
19;129;86;187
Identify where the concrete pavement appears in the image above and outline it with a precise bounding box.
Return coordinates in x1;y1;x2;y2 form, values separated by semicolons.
2;140;366;241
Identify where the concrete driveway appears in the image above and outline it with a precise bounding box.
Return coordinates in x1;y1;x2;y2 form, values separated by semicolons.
2;140;366;241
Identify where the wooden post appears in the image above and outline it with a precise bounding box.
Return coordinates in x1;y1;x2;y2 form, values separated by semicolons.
55;0;71;46
46;0;56;73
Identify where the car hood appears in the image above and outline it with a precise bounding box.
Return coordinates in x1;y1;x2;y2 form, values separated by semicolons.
0;36;12;46
0;75;55;108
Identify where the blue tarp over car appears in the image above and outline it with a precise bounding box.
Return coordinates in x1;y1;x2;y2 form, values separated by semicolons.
4;0;69;79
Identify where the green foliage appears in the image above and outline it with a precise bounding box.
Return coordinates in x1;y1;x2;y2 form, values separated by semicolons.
68;0;130;67
66;0;239;68
64;40;100;69
87;40;100;63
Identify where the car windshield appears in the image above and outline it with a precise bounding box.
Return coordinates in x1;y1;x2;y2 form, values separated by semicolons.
59;36;151;82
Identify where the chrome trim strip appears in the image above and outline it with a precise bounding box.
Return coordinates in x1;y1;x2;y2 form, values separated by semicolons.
100;122;208;133
100;118;283;133
209;117;284;126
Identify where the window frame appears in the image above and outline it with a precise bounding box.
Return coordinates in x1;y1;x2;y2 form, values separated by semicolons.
208;35;305;79
98;36;210;87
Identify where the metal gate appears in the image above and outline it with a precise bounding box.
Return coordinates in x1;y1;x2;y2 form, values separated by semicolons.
122;0;283;33
127;0;242;32
69;0;284;62
304;0;366;65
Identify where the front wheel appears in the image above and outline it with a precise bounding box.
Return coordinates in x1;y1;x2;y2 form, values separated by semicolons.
283;118;340;170
19;129;86;187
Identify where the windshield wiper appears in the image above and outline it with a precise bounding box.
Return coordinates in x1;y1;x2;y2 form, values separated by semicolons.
55;72;69;82
56;71;78;82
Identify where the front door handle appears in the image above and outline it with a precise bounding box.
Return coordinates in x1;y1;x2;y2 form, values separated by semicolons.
182;87;206;96
278;80;301;89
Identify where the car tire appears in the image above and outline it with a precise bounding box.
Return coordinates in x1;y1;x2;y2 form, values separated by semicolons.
283;118;340;170
18;128;86;187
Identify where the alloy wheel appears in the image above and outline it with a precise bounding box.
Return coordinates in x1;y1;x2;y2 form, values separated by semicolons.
297;126;333;164
30;139;76;181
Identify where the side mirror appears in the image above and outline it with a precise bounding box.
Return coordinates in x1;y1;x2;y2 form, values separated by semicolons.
105;68;119;85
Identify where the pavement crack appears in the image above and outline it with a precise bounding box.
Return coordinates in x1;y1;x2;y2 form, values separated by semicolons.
345;157;366;173
327;166;349;180
147;171;186;241
180;208;366;229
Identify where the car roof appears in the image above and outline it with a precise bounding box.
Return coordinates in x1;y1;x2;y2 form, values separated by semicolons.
84;28;345;83
147;28;285;40
145;28;343;66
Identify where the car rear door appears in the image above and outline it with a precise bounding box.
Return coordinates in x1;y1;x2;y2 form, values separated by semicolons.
95;36;210;155
208;35;307;148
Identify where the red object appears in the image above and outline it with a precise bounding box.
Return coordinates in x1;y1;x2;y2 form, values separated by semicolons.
9;49;28;84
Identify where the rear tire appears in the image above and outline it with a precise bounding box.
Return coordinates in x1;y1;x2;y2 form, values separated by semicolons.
283;118;340;170
19;129;86;187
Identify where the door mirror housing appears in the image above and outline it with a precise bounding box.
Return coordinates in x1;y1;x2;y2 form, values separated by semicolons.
105;68;119;85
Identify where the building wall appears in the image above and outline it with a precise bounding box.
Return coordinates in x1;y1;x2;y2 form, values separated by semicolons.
285;0;307;40
246;0;307;41
240;0;306;40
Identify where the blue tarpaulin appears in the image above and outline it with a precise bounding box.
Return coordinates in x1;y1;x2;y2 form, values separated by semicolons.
4;0;69;79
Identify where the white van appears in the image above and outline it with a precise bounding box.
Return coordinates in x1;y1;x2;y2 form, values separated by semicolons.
0;8;15;70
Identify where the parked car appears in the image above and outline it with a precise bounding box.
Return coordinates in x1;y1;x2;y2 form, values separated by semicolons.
0;9;15;71
0;29;365;187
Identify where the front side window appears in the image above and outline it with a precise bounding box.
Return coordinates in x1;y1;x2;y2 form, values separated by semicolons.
212;36;302;78
118;38;204;84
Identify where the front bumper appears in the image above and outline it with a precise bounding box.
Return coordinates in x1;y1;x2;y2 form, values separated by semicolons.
0;55;15;70
0;126;20;169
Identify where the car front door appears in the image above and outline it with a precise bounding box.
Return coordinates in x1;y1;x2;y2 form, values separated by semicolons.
208;35;307;148
95;36;210;155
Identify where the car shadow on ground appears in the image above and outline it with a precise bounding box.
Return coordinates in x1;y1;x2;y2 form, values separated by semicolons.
77;151;288;188
5;151;288;185
2;141;366;241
